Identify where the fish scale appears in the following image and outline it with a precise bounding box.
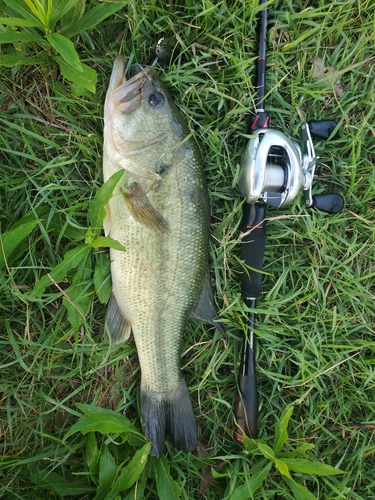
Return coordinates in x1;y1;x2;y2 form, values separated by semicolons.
103;56;220;457
109;148;207;395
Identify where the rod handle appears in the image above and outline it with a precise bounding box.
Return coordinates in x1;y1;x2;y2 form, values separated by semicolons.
241;203;266;299
234;344;258;441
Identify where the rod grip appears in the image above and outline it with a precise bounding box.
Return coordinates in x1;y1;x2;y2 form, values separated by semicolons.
241;203;266;299
234;343;258;441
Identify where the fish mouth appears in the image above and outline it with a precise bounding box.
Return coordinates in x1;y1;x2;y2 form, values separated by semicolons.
125;63;145;80
110;57;154;114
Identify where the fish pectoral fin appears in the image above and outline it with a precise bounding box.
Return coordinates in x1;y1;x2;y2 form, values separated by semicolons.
190;278;225;333
105;294;132;344
122;182;169;234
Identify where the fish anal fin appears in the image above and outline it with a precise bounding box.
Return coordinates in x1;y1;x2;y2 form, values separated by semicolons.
191;278;225;333
122;182;169;234
105;294;132;344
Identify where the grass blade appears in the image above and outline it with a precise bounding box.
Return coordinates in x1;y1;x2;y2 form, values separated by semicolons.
153;457;181;500
88;170;125;237
111;443;151;493
0;54;48;65
61;0;131;38
55;56;97;92
25;462;92;496
0;220;39;269
29;244;91;297
2;0;43;23
63;414;141;440
283;477;318;500
230;462;272;499
0;15;43;27
23;0;47;25
50;0;82;26
91;236;125;251
95;446;117;500
282;458;345;476
274;405;294;455
93;252;111;304
0;29;43;43
46;32;83;72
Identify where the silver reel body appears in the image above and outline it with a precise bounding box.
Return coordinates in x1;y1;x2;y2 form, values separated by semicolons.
239;123;317;209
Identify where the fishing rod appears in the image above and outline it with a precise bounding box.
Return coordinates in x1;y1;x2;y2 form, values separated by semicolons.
234;0;344;441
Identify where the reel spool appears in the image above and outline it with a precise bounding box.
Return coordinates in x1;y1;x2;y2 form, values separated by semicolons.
239;121;343;214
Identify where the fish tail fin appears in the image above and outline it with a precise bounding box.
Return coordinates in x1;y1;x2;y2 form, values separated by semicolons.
140;379;197;458
140;391;166;458
167;379;197;453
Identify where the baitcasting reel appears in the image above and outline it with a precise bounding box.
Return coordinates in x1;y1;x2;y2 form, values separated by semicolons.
239;120;344;214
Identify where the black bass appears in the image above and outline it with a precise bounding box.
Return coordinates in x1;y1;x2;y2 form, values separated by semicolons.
103;55;219;457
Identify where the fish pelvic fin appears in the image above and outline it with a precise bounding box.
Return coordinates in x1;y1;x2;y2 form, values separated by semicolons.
122;182;169;234
141;379;197;458
105;294;132;344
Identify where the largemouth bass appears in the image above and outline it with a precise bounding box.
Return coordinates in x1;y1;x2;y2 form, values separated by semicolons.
103;55;219;457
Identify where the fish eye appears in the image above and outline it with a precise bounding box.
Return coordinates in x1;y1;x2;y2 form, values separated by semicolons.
148;92;164;107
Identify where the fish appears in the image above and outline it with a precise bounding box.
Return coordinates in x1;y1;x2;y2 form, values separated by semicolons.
102;55;220;457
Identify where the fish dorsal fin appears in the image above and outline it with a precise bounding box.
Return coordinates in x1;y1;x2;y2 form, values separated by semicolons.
122;182;169;234
105;294;132;344
190;278;225;332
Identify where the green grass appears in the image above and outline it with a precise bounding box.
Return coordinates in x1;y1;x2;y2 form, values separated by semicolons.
1;0;374;498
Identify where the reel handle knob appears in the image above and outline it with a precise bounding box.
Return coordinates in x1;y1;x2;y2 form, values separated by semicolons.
155;42;173;64
151;37;176;66
308;120;338;140
312;193;344;214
